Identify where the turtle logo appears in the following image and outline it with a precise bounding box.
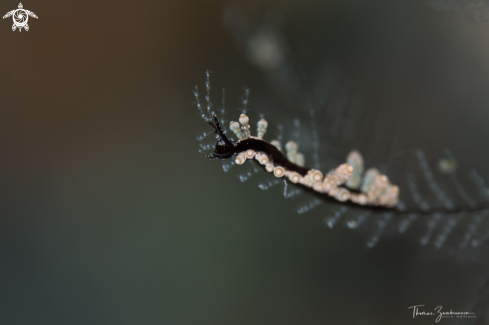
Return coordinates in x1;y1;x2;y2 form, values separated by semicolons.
3;3;37;32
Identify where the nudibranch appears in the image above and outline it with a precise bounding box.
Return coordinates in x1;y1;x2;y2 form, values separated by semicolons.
204;114;400;211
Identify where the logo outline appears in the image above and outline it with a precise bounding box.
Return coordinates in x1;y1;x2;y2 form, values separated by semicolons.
3;3;38;32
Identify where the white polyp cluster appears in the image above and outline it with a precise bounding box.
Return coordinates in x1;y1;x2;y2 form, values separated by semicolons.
316;157;397;207
285;169;322;187
346;150;364;189
273;166;285;177
230;121;243;140
256;153;269;165
287;150;398;207
257;119;268;139
361;168;379;193
289;172;301;183
285;141;307;167
227;114;399;208
271;140;282;152
310;170;323;183
368;175;389;200
239;114;251;138
351;193;368;205
285;141;297;163
235;152;246;165
295;153;305;167
357;167;399;207
334;164;354;185
232;145;399;207
245;149;256;160
378;185;399;206
335;188;351;202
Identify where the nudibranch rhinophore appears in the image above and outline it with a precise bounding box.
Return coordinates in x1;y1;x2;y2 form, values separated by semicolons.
204;114;400;211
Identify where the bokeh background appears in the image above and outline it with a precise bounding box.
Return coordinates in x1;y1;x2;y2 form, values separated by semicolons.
0;0;488;324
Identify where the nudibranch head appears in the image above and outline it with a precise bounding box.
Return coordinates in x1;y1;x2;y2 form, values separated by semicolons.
205;115;237;160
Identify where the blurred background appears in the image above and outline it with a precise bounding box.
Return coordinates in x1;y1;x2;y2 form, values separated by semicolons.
0;0;488;324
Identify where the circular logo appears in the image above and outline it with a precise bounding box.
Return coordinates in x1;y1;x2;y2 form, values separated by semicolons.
13;9;27;27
